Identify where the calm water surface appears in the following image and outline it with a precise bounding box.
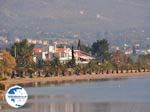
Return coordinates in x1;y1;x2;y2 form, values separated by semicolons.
1;75;150;112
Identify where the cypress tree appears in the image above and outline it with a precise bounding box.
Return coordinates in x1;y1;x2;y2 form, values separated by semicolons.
71;45;75;66
77;39;81;50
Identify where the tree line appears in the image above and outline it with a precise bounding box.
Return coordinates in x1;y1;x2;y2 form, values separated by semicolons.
0;39;149;80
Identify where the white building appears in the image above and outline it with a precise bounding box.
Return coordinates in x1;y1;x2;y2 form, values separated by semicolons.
33;44;94;64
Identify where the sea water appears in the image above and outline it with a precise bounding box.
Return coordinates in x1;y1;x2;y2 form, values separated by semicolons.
0;75;150;112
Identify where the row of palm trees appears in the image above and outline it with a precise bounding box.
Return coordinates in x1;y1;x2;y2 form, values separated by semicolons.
10;59;150;78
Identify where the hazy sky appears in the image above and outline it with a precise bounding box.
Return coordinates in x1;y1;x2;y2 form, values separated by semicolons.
0;0;150;32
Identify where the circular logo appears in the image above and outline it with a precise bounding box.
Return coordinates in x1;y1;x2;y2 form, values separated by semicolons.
5;85;28;108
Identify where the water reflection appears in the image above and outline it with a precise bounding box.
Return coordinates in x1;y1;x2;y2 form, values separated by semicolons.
28;102;111;112
1;76;150;112
1;94;150;112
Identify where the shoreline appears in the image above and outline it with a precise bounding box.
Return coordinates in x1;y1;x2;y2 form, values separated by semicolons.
1;71;150;89
0;71;150;100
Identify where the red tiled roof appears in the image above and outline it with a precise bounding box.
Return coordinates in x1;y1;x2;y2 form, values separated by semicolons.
74;50;94;60
56;48;67;53
33;48;42;54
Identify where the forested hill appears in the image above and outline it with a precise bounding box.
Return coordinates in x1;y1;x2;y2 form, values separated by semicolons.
0;0;150;46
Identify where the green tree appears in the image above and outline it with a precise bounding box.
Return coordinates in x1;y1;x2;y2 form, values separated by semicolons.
71;46;76;66
51;56;61;67
138;54;150;69
91;39;109;62
86;60;99;73
50;56;61;76
101;61;113;70
77;39;81;50
10;39;35;73
66;46;76;68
